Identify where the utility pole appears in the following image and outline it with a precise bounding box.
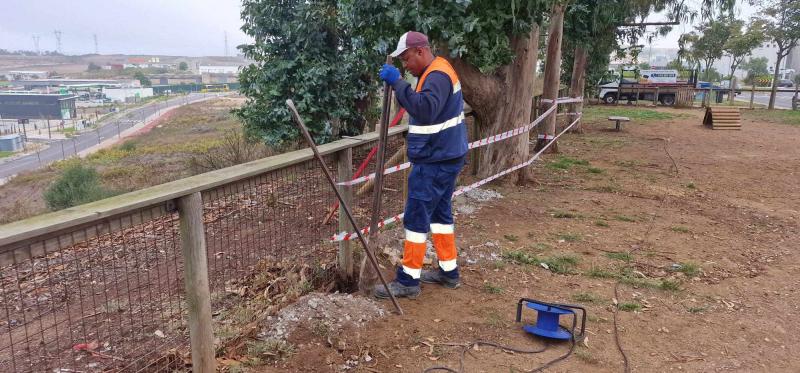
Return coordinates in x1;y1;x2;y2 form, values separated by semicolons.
32;35;40;55
224;31;229;57
93;34;98;54
54;30;62;54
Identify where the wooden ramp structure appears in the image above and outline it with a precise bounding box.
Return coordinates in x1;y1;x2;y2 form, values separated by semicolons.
703;106;742;130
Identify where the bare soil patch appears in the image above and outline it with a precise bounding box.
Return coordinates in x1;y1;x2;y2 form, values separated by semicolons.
251;106;799;372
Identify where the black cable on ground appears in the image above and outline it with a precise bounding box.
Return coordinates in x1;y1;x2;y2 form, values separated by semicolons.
422;338;575;373
614;136;679;373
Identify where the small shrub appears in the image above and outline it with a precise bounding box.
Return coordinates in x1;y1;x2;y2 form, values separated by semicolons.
119;140;137;152
686;182;696;189
587;167;605;174
670;226;690;233
44;164;110;210
503;250;539;265
617;302;641;312
585;267;618;279
614;215;637;222
605;252;633;262
673;262;700;277
659;279;681;291
595;220;609;227
246;339;294;362
687;306;707;313
503;234;519;242
483;282;504;294
541;255;579;274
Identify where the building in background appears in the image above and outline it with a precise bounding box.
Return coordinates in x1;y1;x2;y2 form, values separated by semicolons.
0;134;24;152
0;93;77;120
102;87;153;103
198;65;242;74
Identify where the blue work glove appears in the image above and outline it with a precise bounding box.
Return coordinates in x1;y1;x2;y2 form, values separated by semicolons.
379;64;401;85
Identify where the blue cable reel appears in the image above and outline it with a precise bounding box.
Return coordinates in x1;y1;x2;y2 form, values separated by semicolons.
516;298;587;342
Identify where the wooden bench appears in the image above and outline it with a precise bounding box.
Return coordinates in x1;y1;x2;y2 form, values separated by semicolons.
608;116;630;131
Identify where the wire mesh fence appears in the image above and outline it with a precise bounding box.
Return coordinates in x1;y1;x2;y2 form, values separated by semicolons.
0;130;407;372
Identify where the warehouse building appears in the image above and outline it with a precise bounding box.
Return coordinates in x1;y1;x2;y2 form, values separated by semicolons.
0;92;77;120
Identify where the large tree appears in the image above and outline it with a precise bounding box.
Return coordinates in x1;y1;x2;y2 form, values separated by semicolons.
722;19;765;100
756;0;800;109
685;18;734;81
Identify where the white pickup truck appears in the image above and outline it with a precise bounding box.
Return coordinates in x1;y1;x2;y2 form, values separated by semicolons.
598;69;691;106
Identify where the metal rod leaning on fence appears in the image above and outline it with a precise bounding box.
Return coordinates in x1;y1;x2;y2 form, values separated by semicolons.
285;99;404;315
362;55;395;295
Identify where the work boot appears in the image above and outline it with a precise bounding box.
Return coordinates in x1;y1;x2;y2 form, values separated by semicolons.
420;269;461;289
374;280;420;299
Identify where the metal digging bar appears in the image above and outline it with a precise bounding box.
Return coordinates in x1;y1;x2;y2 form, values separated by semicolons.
286;99;404;315
363;55;395;289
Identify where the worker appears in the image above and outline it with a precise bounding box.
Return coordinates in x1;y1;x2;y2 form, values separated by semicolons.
374;31;468;299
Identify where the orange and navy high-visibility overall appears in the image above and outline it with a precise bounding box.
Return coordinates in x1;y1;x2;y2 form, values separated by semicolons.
389;56;468;286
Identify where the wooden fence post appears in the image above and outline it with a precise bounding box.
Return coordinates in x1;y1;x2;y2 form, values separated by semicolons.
653;87;659;106
177;192;216;373
336;148;354;282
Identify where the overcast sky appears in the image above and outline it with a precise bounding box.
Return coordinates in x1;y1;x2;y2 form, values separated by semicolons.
0;0;760;57
0;0;251;56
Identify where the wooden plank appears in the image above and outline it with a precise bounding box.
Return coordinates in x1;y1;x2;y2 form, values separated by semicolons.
608;116;631;121
712;127;741;130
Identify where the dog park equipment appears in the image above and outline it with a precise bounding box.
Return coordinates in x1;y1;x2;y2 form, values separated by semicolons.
608;116;630;131
703;106;742;130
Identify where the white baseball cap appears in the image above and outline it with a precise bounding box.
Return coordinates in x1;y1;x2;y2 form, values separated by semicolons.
390;31;430;57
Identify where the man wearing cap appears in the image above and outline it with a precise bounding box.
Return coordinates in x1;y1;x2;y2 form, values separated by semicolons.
374;31;468;299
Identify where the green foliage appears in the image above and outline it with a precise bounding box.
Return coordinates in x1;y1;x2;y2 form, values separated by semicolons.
672;262;700;276
547;156;589;170
87;62;101;71
605;251;633;262
670;226;690;233
483;282;504;294
552;210;582;219
723;19;765;78
617;302;641;312
595;220;609;227
582;106;675;122
742;57;770;85
178;61;188;71
503;250;540;265
237;0;369;147
44;163;110;210
0;151;13;158
556;233;582;242
540;255;579;274
133;70;151;87
614;215;637;222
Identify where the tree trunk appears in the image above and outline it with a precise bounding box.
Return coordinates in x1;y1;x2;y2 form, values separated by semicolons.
536;4;565;153
446;25;540;183
569;46;588;133
768;54;784;110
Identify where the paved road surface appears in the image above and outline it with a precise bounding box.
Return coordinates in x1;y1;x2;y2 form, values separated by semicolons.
736;91;797;109
0;93;217;179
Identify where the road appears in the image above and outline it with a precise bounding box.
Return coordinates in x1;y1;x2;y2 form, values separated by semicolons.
0;93;217;180
735;91;797;109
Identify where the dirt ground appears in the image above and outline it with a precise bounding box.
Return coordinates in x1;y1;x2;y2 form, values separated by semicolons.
252;106;799;372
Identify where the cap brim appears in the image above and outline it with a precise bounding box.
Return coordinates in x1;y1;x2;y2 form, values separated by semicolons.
390;47;408;58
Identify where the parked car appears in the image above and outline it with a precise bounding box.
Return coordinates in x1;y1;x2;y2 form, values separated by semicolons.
777;79;794;88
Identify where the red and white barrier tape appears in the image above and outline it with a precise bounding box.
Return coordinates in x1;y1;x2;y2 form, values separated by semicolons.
330;114;583;242
335;104;558;187
540;96;583;104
